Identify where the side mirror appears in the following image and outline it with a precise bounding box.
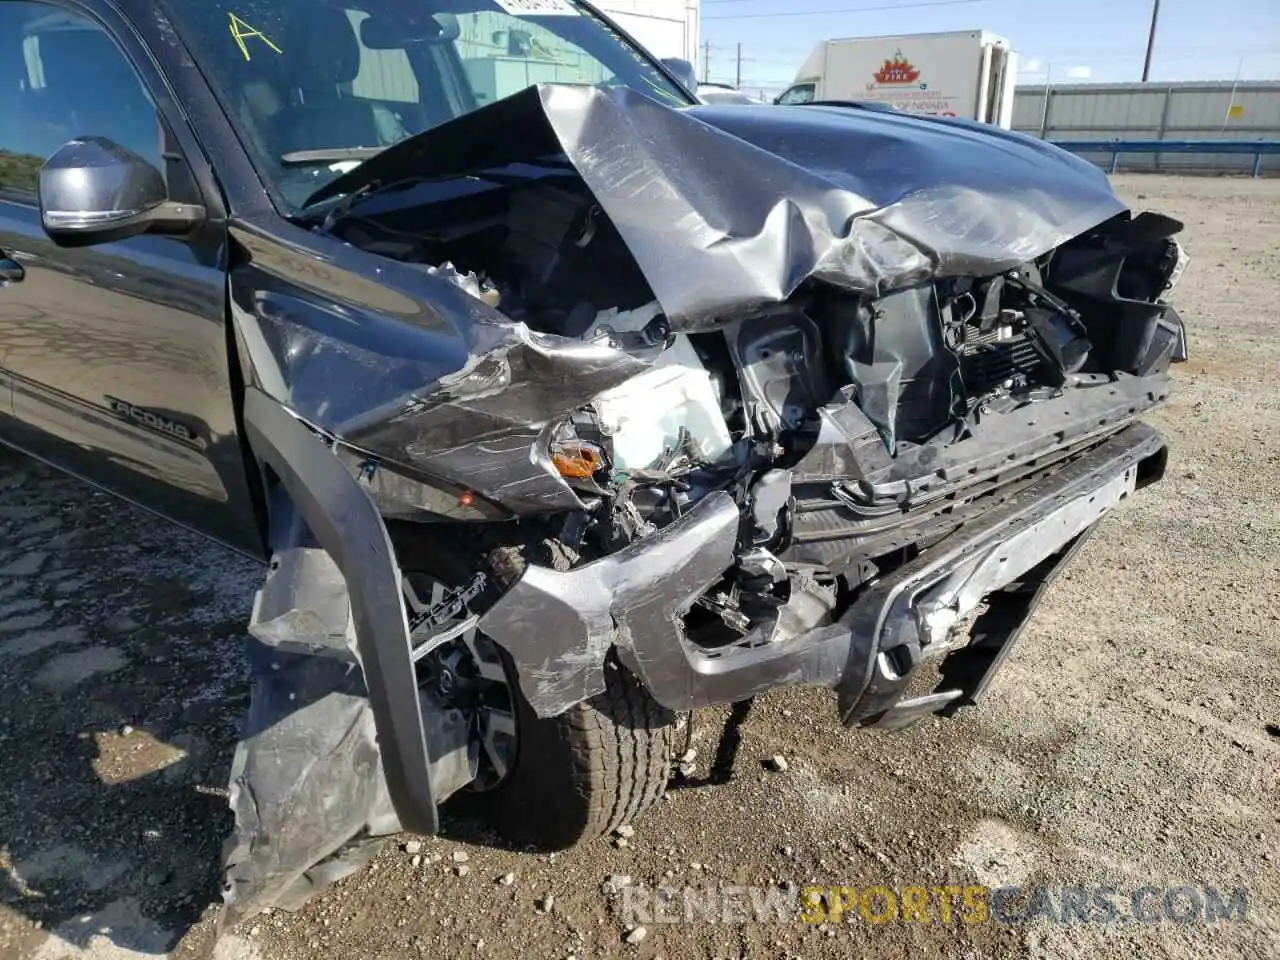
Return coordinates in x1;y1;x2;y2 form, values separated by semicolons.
38;137;204;248
660;58;698;95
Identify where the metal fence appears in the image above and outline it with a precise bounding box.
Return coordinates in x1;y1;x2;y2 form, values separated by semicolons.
1013;81;1280;175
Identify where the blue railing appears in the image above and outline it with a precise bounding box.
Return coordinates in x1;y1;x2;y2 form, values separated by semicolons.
1049;139;1280;177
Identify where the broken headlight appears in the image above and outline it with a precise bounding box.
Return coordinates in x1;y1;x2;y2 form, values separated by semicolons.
1164;240;1190;294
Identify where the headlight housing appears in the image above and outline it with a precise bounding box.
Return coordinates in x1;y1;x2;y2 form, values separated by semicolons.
1164;239;1190;294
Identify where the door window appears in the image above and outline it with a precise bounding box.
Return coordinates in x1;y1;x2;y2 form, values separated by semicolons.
0;2;163;197
776;83;816;106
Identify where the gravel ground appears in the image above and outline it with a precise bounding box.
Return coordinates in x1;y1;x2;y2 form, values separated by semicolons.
0;174;1277;960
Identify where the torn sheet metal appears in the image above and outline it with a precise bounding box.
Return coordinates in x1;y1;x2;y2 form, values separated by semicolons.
225;398;491;924
475;492;738;715
221;540;400;924
222;525;484;921
914;464;1138;651
477;492;853;716
229;233;655;515
313;84;1127;328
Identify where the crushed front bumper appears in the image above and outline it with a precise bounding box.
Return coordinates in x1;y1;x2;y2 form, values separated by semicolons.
478;422;1168;725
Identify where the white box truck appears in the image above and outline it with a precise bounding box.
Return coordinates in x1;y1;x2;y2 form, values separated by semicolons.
775;30;1018;127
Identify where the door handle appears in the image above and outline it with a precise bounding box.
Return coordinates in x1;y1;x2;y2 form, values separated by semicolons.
0;257;24;283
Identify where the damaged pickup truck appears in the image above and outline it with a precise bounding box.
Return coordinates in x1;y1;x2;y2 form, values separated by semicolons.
0;0;1187;921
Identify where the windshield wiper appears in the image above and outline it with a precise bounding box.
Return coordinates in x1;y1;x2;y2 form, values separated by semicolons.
280;147;385;167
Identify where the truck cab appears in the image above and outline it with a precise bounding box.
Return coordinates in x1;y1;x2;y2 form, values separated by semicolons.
774;81;815;105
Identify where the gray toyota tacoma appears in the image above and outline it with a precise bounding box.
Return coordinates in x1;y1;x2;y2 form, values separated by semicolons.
0;0;1187;921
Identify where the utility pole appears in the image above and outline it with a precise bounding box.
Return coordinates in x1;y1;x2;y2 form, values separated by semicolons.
703;40;711;82
1038;63;1054;138
1142;0;1161;82
736;42;742;89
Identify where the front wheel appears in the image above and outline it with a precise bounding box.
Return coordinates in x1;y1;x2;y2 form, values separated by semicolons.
406;572;676;848
467;654;676;848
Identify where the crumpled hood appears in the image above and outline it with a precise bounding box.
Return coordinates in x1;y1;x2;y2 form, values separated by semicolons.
685;101;1116;211
314;84;1126;328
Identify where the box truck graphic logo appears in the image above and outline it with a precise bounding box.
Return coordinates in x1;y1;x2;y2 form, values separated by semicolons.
873;50;921;85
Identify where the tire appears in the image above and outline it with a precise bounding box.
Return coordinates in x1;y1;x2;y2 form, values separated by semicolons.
393;532;678;849
460;653;676;849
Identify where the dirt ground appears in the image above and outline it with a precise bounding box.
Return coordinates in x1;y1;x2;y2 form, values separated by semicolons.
0;174;1277;960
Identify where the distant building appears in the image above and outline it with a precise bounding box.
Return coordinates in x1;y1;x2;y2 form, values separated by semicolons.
594;0;700;65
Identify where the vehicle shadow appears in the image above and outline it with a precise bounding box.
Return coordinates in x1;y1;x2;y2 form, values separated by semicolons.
1;440;741;955
0;446;257;955
0;440;576;953
0;720;237;953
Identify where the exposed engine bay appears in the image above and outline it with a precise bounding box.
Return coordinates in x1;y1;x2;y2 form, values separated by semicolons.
324;164;1186;668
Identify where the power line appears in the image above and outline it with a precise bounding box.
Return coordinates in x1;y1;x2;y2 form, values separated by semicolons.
704;0;991;21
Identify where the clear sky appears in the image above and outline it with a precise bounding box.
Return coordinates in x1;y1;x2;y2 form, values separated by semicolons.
698;0;1280;96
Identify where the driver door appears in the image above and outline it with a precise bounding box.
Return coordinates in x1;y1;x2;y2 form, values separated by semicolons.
0;0;260;553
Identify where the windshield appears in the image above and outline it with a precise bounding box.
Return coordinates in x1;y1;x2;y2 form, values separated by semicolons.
163;0;690;212
776;84;815;106
698;87;756;105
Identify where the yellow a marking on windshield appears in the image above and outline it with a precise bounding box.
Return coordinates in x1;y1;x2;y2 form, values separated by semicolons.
228;12;283;62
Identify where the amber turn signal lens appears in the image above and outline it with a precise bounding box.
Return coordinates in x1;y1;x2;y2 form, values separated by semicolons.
551;441;607;479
